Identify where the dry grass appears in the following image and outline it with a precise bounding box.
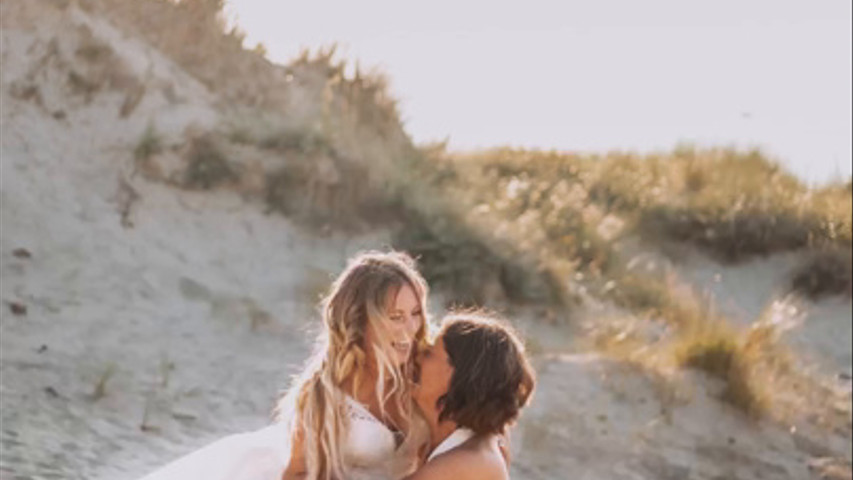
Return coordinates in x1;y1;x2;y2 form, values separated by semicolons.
382;148;591;306
91;363;117;401
405;145;852;303
591;313;769;416
670;319;770;416
593;291;850;425
390;147;610;306
458;146;851;262
593;147;851;261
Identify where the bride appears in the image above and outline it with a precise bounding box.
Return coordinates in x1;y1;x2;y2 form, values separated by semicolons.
141;250;432;480
279;250;431;479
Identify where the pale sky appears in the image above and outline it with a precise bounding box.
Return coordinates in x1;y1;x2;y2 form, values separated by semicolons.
224;0;852;185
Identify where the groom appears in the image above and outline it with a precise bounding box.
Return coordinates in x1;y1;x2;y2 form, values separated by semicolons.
409;313;536;480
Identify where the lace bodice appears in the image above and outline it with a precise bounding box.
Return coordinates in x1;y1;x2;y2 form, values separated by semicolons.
341;395;426;479
343;395;400;467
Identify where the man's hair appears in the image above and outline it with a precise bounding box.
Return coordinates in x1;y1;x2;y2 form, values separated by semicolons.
437;312;536;435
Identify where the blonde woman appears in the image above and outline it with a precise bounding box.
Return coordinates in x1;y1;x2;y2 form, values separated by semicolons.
140;251;431;480
279;250;431;479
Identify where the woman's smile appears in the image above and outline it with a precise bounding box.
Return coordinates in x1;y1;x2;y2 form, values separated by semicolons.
392;339;412;356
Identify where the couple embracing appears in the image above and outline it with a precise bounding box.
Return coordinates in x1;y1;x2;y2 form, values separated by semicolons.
142;251;536;480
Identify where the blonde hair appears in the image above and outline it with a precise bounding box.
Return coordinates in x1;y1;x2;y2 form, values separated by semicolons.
276;251;430;480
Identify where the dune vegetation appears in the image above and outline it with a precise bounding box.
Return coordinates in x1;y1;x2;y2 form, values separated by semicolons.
101;0;852;424
3;1;851;478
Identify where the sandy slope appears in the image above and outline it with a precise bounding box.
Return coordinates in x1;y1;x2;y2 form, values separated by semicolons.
1;2;850;480
623;245;852;377
672;251;852;377
0;3;387;478
517;353;852;480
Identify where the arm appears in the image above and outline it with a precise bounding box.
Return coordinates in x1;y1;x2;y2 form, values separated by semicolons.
281;425;307;480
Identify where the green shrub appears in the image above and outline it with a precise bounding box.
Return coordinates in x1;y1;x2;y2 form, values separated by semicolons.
258;129;333;155
133;123;162;162
790;248;853;299
393;209;561;306
677;331;739;379
264;166;303;217
264;155;383;229
640;206;816;262
183;135;237;189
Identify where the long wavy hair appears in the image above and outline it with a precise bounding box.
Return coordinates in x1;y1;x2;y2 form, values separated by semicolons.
275;251;430;480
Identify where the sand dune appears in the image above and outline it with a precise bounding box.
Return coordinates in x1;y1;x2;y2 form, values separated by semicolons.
1;2;849;479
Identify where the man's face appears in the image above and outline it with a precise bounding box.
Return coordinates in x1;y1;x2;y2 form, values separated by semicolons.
413;335;454;416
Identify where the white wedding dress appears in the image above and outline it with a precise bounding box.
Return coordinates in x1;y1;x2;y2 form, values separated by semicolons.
139;396;419;480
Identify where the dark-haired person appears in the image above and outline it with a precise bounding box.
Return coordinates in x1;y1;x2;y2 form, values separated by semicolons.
408;313;536;480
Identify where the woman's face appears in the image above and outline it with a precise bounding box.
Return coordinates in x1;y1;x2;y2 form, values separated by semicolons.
413;335;454;416
365;283;423;366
